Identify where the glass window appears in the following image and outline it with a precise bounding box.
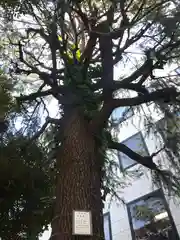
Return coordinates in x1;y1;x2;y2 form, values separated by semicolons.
118;132;149;170
127;189;179;240
111;107;133;124
103;212;112;240
175;67;180;76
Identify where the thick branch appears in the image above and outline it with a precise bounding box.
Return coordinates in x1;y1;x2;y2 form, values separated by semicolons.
120;59;150;84
93;81;149;94
111;87;179;108
16;85;68;102
99;35;113;97
27;28;49;43
108;140;159;171
91;20;152;40
98;22;114;98
90;87;179;133
16;89;53;102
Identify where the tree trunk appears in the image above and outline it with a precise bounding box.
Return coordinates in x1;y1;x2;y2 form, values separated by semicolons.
51;110;104;240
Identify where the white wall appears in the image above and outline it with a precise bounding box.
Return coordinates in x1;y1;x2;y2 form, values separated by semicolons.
104;177;180;240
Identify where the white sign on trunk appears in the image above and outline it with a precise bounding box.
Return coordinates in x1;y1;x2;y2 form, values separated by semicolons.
72;210;93;235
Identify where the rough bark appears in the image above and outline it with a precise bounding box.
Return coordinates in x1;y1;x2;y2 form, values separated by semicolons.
51;109;104;240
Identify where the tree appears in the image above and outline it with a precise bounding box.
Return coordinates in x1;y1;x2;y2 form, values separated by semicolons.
1;0;180;239
0;136;55;240
0;67;55;239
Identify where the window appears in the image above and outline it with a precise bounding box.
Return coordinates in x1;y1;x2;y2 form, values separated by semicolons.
127;189;179;240
103;212;112;240
118;132;149;170
111;107;133;124
175;67;180;76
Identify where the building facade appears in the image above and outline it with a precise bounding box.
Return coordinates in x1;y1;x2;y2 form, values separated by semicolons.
103;100;180;240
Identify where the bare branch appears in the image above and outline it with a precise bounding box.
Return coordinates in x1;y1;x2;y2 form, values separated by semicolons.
18;42;51;85
18;41;65;101
30;120;49;141
93;81;149;94
23;48;52;71
151;146;166;158
30;117;61;142
99;33;113;97
108;140;160;171
120;58;151;84
118;39;180;85
27;27;49;43
90;87;179;133
16;84;70;104
91;19;152;41
111;87;179;108
48;118;62;125
113;82;148;94
72;5;89;30
16;89;54;102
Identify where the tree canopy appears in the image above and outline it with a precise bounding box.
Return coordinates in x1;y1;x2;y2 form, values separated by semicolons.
1;0;180;239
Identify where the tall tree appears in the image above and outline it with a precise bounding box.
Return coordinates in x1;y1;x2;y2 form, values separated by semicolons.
1;0;180;239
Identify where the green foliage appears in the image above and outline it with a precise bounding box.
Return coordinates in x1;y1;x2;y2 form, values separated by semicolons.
0;135;54;239
0;0;20;8
0;74;14;118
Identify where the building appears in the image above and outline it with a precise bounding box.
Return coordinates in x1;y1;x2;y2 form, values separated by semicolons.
103;73;180;240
